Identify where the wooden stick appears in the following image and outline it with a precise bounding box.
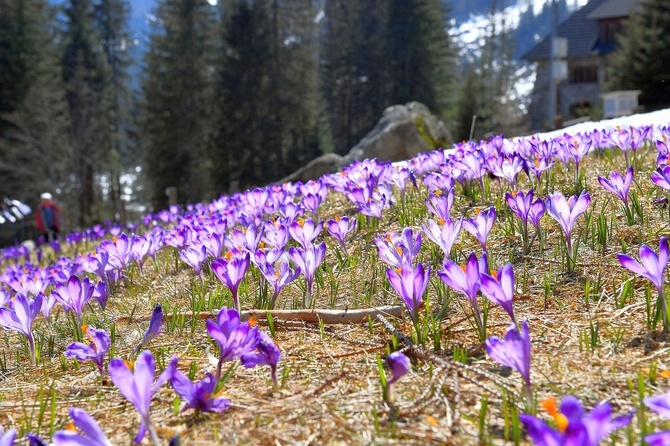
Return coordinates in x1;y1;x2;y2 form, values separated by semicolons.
121;305;404;325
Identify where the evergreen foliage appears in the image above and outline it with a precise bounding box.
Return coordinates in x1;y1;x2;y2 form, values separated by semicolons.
322;0;456;155
607;0;670;111
0;0;71;214
94;0;134;222
140;0;216;209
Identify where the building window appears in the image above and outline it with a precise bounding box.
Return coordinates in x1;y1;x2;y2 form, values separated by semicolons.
569;65;598;83
599;19;623;44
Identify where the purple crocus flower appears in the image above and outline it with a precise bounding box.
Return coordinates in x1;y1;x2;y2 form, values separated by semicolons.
178;245;207;275
0;289;10;308
529;198;546;230
386;351;410;385
384;351;410;403
480;264;516;323
262;221;289;250
132;303;163;354
546;190;591;272
0;293;42;364
52;407;112;446
506;189;535;224
646;431;670;446
104;234;133;270
92;281;108;311
206;307;259;382
652;165;670;190
240;331;282;388
644;391;670;418
258;260;300;309
170;367;230;413
485;320;530;387
326;216;356;255
643;392;670;445
52;275;95;326
27;434;47;446
462;207;496;251
82;251;114;284
65;326;111;378
288;242;326;308
289;218;323;249
506;190;542;254
425;189;455;220
438;252;487;340
490;155;524;186
375;234;408;268
38;292;56;321
374;228;422;268
618;237;670;331
520;395;634;446
598;166;634;204
0;426;17;446
421;217;462;258
211;251;251;314
386;263;431;324
108;351;176;444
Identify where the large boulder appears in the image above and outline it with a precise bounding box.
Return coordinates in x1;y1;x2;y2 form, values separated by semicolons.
279;102;450;183
340;101;451;166
279;152;343;184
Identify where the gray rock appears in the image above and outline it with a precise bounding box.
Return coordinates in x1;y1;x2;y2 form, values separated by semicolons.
279;152;343;184
340;101;451;166
279;102;450;183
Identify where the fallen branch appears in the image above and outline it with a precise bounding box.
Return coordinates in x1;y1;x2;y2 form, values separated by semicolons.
120;305;404;325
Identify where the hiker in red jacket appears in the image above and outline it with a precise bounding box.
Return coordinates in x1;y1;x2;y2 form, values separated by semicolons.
36;193;61;242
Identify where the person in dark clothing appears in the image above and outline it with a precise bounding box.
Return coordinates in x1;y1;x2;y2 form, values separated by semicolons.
36;193;61;242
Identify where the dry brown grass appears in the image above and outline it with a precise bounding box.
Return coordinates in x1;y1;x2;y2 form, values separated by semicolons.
3;147;670;444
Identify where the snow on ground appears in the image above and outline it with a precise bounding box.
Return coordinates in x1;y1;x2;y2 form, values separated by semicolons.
533;108;670;140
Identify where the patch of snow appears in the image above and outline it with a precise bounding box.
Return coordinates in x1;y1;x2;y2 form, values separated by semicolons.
533;108;670;140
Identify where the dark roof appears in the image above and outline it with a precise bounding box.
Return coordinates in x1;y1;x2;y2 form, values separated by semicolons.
588;0;642;19
522;0;609;61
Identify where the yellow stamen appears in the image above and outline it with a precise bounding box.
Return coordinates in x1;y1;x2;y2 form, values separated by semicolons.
248;315;258;326
490;270;498;280
437;218;445;226
460;264;467;273
124;360;135;370
225;251;233;261
65;422;77;432
334;216;341;222
434;190;443;197
541;397;569;433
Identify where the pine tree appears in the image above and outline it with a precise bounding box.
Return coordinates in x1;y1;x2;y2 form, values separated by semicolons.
321;0;456;155
140;0;215;209
386;0;455;117
0;0;71;214
93;0;133;222
321;0;387;155
61;0;108;226
213;0;276;191
607;0;670;111
271;0;322;176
